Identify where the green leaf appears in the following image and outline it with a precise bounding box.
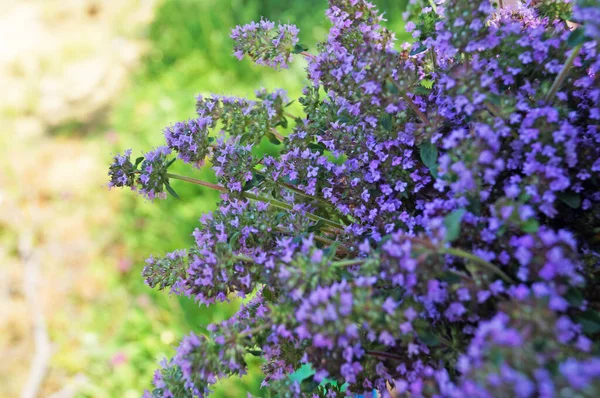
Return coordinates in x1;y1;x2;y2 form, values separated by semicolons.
414;85;431;96
289;364;315;382
166;158;177;168
386;81;400;95
420;79;434;89
239;133;251;144
381;113;393;131
265;131;281;145
308;142;326;154
418;331;440;347
243;172;265;191
565;288;585;307
567;27;588;48
229;231;241;250
292;43;309;54
165;182;180;199
444;209;466;242
285;100;296;108
578;310;600;334
410;44;427;56
521;219;540;234
420;141;438;169
307;220;325;233
275;117;288;129
440;271;462;284
263;287;275;302
558;191;581;209
135;156;144;166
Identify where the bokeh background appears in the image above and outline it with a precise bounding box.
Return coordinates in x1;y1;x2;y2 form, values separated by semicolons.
0;1;407;397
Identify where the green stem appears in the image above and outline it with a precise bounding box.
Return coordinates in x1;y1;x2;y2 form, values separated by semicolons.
390;79;430;125
331;258;366;267
545;44;582;104
166;173;226;192
443;247;514;284
167;173;344;231
254;169;351;225
300;51;316;60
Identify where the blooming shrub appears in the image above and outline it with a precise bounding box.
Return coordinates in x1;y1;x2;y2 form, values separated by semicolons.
109;0;600;396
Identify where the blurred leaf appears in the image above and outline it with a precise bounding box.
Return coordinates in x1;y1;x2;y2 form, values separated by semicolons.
444;209;466;242
578;310;600;334
266;131;281;145
521;219;539;233
292;43;309;54
381;113;393;131
567;27;588;48
558;191;581;209
420;141;438;169
410;44;427;56
165;182;180;199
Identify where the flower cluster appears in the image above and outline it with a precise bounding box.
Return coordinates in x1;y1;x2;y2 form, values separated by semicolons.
109;0;600;397
231;18;300;69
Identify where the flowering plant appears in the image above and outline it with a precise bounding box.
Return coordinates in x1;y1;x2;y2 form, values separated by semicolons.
109;0;600;396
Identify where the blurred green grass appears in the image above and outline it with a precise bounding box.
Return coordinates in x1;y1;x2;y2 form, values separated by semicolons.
96;0;408;396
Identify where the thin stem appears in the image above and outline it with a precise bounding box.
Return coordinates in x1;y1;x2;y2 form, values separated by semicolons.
443;247;514;284
227;324;270;344
402;94;430;126
390;79;430;125
166;173;226;192
365;350;405;361
166;172;345;231
284;112;297;119
300;51;316;60
332;258;366;267
232;254;254;262
545;44;582;104
270;127;285;141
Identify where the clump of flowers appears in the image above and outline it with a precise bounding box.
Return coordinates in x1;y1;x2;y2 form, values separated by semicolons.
231;18;301;69
110;0;600;397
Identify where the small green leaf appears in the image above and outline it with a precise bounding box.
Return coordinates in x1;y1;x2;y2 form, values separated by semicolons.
229;231;241;250
166;158;177;168
440;271;462;284
567;27;588;48
289;364;315;382
414;85;431;96
239;133;251;144
308;142;326;153
420;141;438;169
521;219;540;233
208;136;215;144
578;310;600;334
565;288;585;307
558;191;581;209
243;172;265;191
292;43;309;54
410;44;427;56
386;81;400;95
165;182;180;199
275;117;288;129
135;156;144;166
263;287;275;302
420;79;434;89
265;131;281;145
285;100;296;108
307;220;325;233
381;113;393;131
418;331;440;347
444;209;466;242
